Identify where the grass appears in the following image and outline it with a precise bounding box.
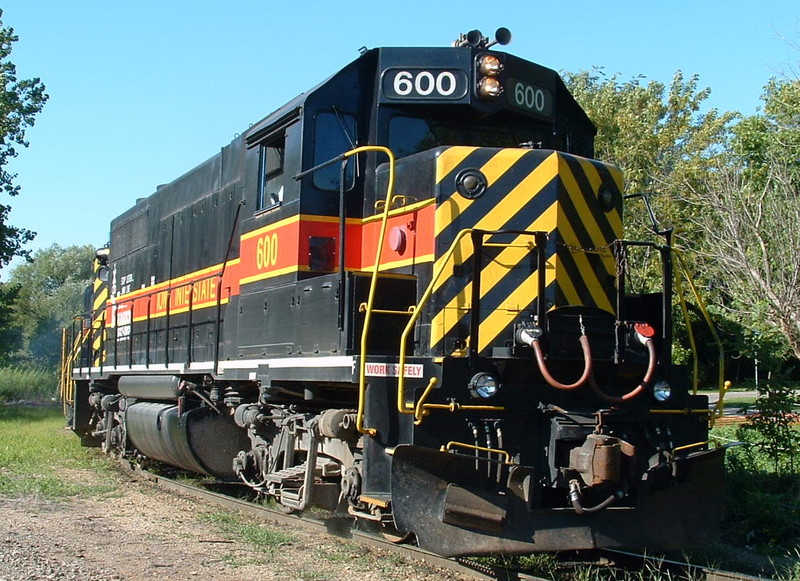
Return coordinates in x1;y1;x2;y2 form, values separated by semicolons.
0;405;117;499
198;510;294;556
694;422;800;580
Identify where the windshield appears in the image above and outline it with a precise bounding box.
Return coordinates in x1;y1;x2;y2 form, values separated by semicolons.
388;114;549;159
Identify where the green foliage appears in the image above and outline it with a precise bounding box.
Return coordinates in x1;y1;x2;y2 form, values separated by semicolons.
0;281;22;364
721;441;800;553
0;9;49;269
691;76;800;361
563;69;734;235
733;78;800;183
6;244;95;367
737;385;800;474
0;364;58;402
708;389;800;560
0;405;116;498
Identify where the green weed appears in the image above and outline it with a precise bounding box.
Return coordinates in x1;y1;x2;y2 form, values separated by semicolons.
198;511;294;555
0;365;59;403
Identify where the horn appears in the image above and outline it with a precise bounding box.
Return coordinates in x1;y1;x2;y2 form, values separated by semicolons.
486;27;512;48
465;29;484;47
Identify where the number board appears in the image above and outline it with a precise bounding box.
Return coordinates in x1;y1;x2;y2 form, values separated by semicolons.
382;67;469;101
506;77;554;119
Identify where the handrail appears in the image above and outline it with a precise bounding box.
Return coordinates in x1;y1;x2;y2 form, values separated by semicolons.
672;228;726;426
396;228;475;416
440;441;515;465
397;228;546;420
60;328;75;413
350;146;396;437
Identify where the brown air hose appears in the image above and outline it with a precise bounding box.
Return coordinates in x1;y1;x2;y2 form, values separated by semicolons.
531;334;593;391
589;338;657;403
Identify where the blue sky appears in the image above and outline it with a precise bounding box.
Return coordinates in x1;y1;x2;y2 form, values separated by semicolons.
1;0;798;276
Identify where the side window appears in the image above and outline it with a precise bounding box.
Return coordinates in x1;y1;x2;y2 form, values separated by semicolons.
257;136;285;212
313;111;357;191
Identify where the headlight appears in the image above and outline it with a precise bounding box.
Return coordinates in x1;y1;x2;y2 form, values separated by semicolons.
477;77;502;99
652;380;671;402
468;372;500;399
477;54;503;76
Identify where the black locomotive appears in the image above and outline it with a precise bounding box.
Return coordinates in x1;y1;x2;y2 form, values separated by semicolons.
62;29;725;556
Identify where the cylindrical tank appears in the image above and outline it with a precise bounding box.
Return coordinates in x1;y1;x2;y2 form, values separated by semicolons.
125;401;249;480
118;375;182;400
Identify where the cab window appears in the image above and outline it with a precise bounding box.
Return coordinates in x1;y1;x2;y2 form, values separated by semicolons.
257;136;285;212
313;111;357;191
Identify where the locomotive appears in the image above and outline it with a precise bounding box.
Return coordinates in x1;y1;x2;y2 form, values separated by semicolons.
62;29;726;557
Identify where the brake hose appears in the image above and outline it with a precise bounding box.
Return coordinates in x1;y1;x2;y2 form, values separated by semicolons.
569;479;625;514
523;330;593;391
589;338;657;403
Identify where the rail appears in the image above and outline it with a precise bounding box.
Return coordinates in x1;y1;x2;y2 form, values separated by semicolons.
120;459;760;581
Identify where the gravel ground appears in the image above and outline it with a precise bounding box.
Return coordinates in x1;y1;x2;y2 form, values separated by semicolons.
0;469;465;581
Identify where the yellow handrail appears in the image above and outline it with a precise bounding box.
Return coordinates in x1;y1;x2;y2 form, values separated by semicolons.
672;228;726;426
354;146;396;436
396;228;475;415
440;441;514;465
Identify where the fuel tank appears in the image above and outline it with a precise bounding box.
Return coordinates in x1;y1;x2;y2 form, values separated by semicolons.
125;401;249;480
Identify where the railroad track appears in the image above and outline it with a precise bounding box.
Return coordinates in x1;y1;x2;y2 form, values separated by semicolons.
119;459;767;581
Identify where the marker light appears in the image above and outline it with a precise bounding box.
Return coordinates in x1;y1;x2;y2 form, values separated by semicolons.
469;372;500;399
598;187;616;212
652;380;672;402
478;54;503;76
477;77;502;99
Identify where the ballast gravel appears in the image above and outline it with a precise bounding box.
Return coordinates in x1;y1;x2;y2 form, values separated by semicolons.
0;470;465;581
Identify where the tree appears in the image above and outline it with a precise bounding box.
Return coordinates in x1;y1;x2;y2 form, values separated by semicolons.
0;281;22;365
564;69;735;225
688;77;800;362
6;244;95;367
0;9;48;270
563;70;736;303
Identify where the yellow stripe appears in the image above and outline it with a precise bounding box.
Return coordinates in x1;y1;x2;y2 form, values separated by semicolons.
240;214;301;241
112;260;237;302
433;152;559;295
238;264;303;286
551;253;582;305
434;148;532;237
556;205;615;313
477;255;558;353
576;158;623;235
430;201;558;346
130;297;231;323
362;198;436;223
435;146;479;184
360;253;435;272
560;161;613;252
93;290;108;311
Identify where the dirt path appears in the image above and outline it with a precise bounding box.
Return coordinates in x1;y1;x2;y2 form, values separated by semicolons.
0;469;465;581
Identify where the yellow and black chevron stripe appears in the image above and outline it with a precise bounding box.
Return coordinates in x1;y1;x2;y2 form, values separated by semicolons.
430;147;622;356
91;251;110;367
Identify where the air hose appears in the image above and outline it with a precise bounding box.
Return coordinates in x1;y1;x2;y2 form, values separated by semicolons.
569;479;625;515
519;328;592;391
589;338;657;403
